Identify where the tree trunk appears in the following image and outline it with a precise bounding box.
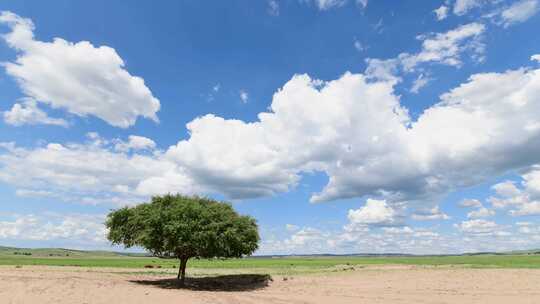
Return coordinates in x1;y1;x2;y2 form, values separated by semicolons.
177;256;188;286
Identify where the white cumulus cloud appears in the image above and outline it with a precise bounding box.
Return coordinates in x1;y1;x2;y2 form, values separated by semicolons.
347;199;399;226
0;213;107;246
0;134;198;206
455;219;500;234
467;206;495;218
3;56;540;212
488;168;540;216
114;135;156;152
3;98;68;127
0;11;160;128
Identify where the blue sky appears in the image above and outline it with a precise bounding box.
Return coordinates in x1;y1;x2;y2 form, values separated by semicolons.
0;0;540;254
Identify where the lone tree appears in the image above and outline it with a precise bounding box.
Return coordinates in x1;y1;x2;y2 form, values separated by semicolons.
106;194;260;285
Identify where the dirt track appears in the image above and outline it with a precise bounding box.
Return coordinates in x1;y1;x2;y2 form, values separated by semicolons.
1;265;540;304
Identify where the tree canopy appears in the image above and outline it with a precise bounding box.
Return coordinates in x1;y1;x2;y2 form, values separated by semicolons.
106;194;260;284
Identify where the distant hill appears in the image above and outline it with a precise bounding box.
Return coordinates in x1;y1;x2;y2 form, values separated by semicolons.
505;249;540;255
1;245;539;258
0;246;149;258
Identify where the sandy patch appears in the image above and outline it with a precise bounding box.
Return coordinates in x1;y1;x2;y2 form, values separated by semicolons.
1;265;540;303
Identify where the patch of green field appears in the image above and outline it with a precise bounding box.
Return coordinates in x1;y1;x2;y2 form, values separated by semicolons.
0;246;148;258
0;252;539;270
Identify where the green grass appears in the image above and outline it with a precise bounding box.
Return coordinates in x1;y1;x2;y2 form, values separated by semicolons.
1;253;539;270
0;246;148;257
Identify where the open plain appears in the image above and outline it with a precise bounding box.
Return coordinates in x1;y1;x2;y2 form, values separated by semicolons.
1;264;540;304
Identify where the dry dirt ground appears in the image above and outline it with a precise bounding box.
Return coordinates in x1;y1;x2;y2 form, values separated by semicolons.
1;265;540;304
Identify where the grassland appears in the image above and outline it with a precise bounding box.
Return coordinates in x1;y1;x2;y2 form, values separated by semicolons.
1;246;539;272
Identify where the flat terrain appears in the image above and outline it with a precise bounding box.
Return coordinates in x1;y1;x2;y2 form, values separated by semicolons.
1;265;540;304
2;249;540;303
2;246;540;272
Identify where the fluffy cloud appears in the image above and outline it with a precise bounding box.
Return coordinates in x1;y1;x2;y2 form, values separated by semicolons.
382;226;414;235
365;22;485;90
489;186;527;208
302;0;347;10
285;227;326;246
448;0;538;28
493;181;522;198
459;199;482;208
499;0;539;27
263;224;450;255
114;135;156;152
180;56;540;208
346;199;399;226
3;98;68;127
0;134;198;206
411;206;450;221
459;198;495;218
1;11;540;216
455;219;500;234
258;226;333;254
239;90;249;103
472;0;540;28
3;54;540;211
516;222;540;234
434;5;449;20
166;113;301;199
488;168;540;216
0;213;106;246
453;0;483;15
510;202;540;216
400;22;486;70
260;213;538;255
467;206;495;218
524;167;540;198
261;200;537;255
0;11;160;128
167;72;410;203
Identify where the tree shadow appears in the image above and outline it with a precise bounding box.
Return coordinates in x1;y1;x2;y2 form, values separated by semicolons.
130;274;273;291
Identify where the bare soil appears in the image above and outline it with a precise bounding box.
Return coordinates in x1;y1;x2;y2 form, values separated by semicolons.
1;265;540;303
